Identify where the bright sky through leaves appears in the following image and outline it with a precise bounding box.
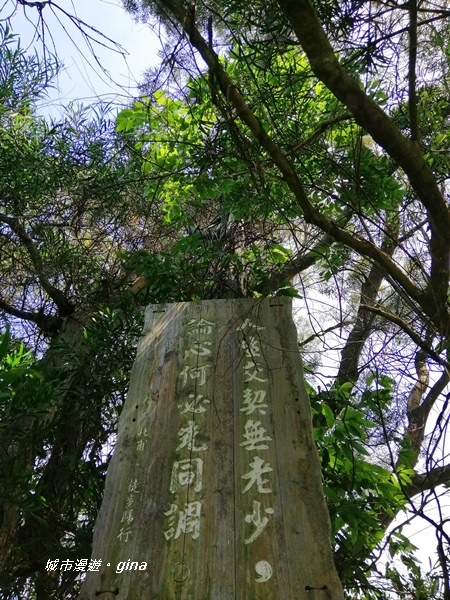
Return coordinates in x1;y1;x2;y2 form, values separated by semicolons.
4;0;161;115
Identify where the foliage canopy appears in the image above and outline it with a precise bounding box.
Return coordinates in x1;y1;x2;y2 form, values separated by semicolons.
1;0;450;597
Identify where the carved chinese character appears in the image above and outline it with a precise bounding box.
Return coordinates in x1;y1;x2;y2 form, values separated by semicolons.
164;501;202;540
136;426;148;451
240;336;262;358
117;528;133;543
177;421;208;452
244;500;274;544
170;458;204;493
187;318;215;336
241;420;272;451
128;479;139;494
240;389;268;415
244;366;268;383
185;340;212;358
241;456;273;494
163;503;178;540
121;508;134;524
237;318;265;332
137;426;148;438
178;393;210;414
179;364;211;387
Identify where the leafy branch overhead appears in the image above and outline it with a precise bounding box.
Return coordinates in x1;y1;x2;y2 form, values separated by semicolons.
119;0;450;594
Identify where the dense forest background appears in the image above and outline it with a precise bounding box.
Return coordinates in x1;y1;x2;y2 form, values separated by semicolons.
1;0;450;598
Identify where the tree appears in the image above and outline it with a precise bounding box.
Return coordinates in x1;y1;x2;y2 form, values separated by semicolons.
116;0;450;595
0;23;170;599
1;0;450;596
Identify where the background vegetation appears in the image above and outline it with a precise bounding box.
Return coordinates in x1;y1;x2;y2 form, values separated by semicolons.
0;0;450;597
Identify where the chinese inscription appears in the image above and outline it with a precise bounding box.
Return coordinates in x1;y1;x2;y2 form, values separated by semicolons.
164;317;215;546
238;317;274;581
117;479;140;544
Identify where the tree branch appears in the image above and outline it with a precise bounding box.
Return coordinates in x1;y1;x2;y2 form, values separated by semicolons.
0;298;63;335
360;303;450;370
0;214;73;317
287;113;353;157
299;320;353;347
337;213;399;385
404;463;450;496
408;0;420;141
276;0;450;333
157;0;443;335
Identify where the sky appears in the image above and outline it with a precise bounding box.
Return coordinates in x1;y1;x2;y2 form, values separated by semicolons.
5;0;162;115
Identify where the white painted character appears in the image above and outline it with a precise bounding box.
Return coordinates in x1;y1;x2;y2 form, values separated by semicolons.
177;421;208;452
241;456;273;494
240;389;268;415
178;393;210;414
241;419;272;451
244;500;274;544
164;501;202;540
170;458;204;493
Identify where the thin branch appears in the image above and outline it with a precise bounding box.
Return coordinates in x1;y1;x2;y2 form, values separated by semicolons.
18;0;126;55
398;219;428;244
404;463;450;496
276;0;450;332
158;0;441;333
360;303;450;370
408;0;419;141
0;214;73;316
365;12;450;53
287;112;353;156
299;320;352;347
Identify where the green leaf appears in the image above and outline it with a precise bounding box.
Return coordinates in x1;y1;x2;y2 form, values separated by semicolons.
321;402;335;428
